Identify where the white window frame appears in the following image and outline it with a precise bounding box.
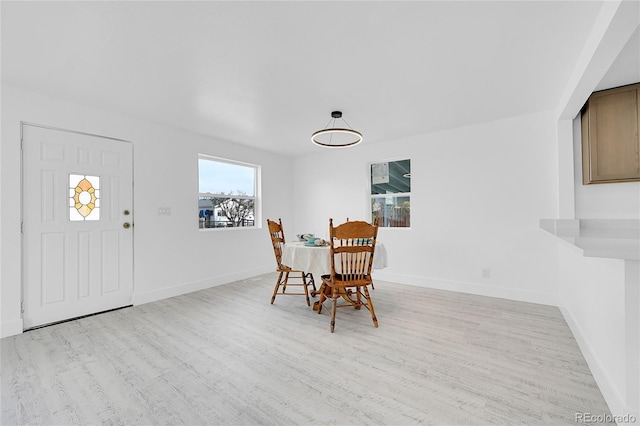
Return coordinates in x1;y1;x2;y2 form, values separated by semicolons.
369;158;411;229
198;154;261;230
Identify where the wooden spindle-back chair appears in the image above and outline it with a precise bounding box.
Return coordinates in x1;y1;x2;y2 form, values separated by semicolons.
267;218;316;306
317;218;379;332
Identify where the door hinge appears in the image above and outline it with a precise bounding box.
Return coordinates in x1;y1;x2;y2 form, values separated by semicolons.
21;222;24;234
21;300;24;314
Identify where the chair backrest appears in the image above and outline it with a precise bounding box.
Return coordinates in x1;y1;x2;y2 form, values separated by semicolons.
267;218;286;269
328;218;379;284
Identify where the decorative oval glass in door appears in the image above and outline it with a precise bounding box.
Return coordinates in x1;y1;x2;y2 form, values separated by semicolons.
69;174;100;221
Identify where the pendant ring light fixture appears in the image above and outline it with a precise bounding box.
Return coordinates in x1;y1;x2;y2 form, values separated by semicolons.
311;111;363;148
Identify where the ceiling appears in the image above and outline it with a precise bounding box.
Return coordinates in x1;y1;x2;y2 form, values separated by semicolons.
2;1;636;157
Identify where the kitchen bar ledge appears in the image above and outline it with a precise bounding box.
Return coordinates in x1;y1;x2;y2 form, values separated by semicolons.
540;218;640;260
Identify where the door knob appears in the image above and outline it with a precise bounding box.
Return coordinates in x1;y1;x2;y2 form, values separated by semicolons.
124;210;130;215
123;222;131;229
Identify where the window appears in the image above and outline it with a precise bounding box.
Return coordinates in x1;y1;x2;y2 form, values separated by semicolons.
370;159;410;228
69;174;100;221
198;155;259;229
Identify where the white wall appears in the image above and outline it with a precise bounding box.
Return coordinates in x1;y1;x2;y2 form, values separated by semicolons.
557;243;628;416
1;85;292;337
293;111;560;306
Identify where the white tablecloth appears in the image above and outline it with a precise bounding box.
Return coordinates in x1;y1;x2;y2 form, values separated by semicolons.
281;241;387;281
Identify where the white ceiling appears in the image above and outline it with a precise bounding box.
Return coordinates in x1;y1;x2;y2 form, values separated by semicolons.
2;1;635;157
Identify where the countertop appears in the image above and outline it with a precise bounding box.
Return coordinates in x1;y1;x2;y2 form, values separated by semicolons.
540;218;640;260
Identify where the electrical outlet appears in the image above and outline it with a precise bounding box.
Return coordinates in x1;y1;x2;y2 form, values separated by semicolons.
482;268;491;279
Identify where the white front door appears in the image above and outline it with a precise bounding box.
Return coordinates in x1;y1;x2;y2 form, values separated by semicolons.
22;124;134;329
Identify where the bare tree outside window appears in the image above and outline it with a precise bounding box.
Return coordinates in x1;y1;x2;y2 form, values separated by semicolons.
208;192;255;227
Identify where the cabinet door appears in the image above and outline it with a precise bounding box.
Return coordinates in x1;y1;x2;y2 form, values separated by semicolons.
582;84;640;184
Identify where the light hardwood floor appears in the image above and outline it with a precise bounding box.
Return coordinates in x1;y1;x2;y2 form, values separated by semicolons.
2;274;613;425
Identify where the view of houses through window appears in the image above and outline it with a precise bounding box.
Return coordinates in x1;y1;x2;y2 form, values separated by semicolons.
198;155;259;229
370;159;411;228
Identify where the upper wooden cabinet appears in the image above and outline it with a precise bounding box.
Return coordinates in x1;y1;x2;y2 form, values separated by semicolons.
581;83;640;184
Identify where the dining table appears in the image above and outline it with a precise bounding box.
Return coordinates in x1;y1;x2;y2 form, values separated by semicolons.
280;240;388;303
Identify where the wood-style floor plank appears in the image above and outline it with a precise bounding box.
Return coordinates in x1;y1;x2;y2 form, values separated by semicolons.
2;274;613;425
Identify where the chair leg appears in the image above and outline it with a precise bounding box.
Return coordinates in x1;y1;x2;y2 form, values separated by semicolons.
363;285;378;328
306;273;317;293
330;290;338;333
317;285;326;314
271;271;284;304
281;271;289;293
302;272;311;306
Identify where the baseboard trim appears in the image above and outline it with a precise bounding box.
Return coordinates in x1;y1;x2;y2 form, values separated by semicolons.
132;266;273;306
371;271;558;306
559;304;633;423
